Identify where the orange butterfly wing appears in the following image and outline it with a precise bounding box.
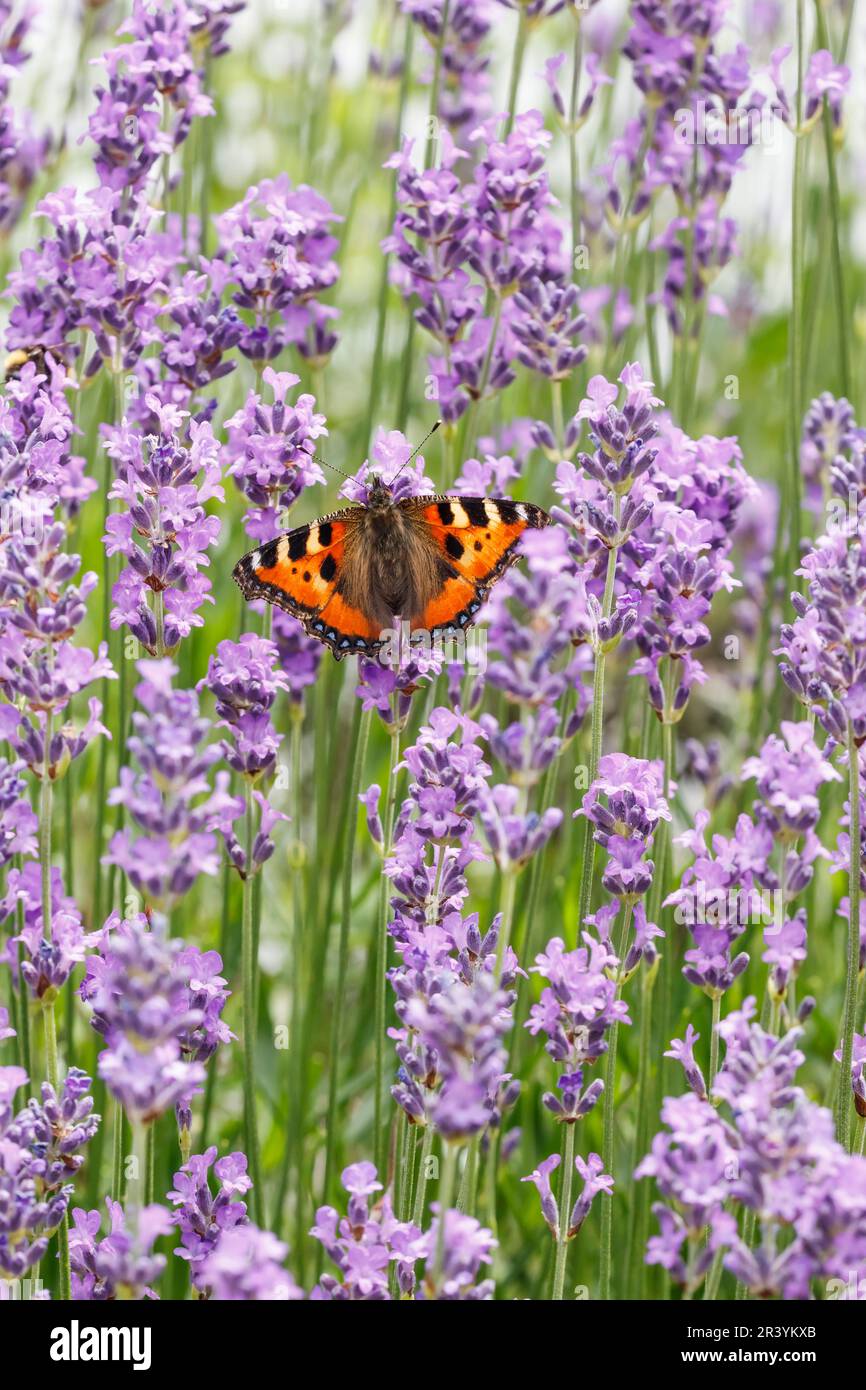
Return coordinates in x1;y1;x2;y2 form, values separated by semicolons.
402;495;549;633
232;513;382;658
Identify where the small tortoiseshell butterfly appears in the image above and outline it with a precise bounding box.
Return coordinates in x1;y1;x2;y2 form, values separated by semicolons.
233;469;550;660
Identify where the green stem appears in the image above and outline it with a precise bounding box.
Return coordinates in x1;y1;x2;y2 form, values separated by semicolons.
577;516;620;929
43;1002;70;1301
433;1142;459;1287
40;712;53;945
374;716;401;1177
494;869;518;976
322;708;372;1206
813;0;852;398
144;1125;154;1207
789;125;806;581
128;1117;148;1218
154;588;165;660
412;1123;435;1227
568;19;583;267
201;859;232;1152
13;857;30;1090
461;294;503;462
703;1241;725;1301
627;958;658;1296
599;901;633;1300
111;1099;125;1202
504;7;529;135
551;1120;576;1301
364;17;414;452
709;993;721;1091
241;782;263;1222
273;708;306;1239
425;1;451;166
551;379;565;459
459;1135;481;1216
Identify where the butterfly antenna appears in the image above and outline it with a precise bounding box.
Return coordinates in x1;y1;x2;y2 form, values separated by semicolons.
391;419;442;484
312;419;442;485
311;454;354;480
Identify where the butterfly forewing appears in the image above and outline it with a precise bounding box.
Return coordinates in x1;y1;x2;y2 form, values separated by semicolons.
400;494;549;633
233;509;383;655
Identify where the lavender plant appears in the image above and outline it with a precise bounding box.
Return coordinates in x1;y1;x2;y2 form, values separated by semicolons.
0;0;864;1314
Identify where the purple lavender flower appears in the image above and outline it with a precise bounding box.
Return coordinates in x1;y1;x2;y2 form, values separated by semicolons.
1;862;101;1000
401;969;517;1140
172;946;235;1142
81;912;205;1127
89;0;214;193
222;367;326;542
521;1152;561;1236
542;49;611;133
761;911;808;1004
664;1025;708;1101
186;0;246;60
642;1002;866;1298
511;278;587;382
312;1160;416;1300
271;611;323;705
479;523;591;711
778;529;866;741
0;2;49;236
526;933;626;1122
834;1034;866;1120
8;186;184;380
5;1068;100;1199
204;632;288;780
0;1066;100;1279
741;720;840;837
69;1199;172;1300
402;0;494;139
419;1206;496;1299
385;110;565;424
636;1091;736;1290
0;755;38;868
800;393;862;517
216;175;341;367
0;500;114;775
202;634;289;877
199;1222;303;1299
168;1146;251;1293
613;2;762;341
580;754;670;905
569;1152;614;1238
150;260;241;420
103;406;224;654
682;923;749;999
312;1155;497;1300
803;50;850;131
477;783;562;875
103;660;226;908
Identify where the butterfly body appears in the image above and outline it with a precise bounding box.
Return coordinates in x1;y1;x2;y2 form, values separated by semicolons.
233;477;549;659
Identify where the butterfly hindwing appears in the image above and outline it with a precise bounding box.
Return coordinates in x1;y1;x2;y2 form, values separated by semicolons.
232;512;383;659
402;494;549;633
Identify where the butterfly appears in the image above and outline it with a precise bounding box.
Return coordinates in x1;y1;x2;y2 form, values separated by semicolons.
232;474;550;660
